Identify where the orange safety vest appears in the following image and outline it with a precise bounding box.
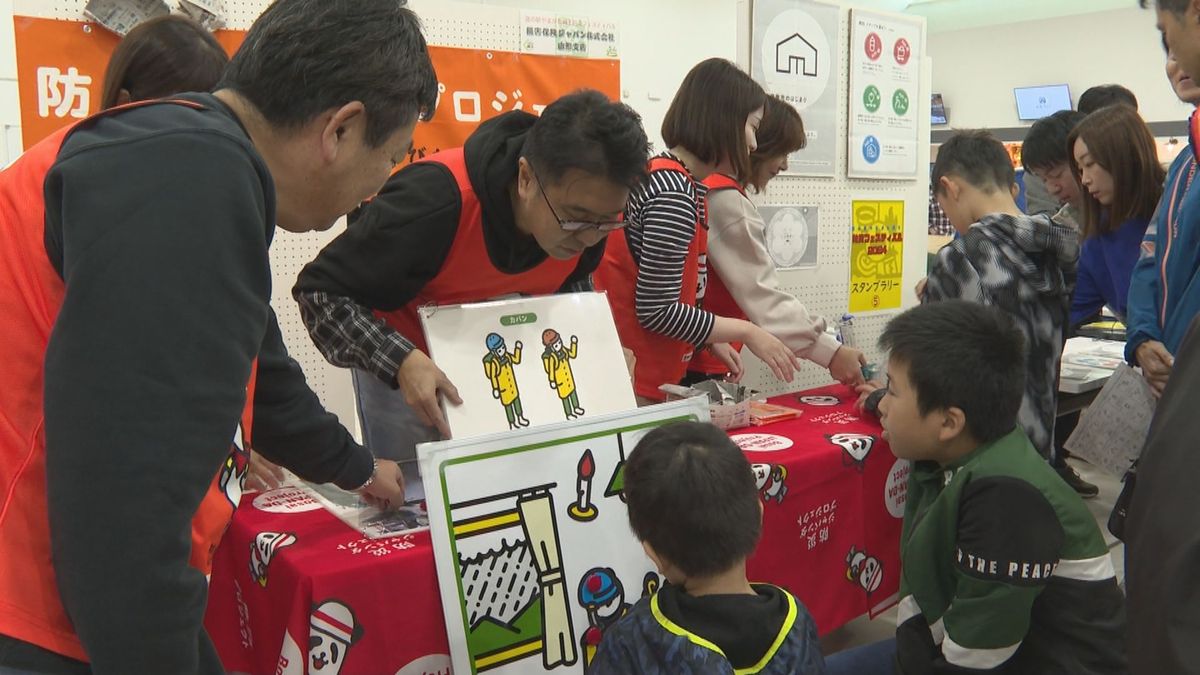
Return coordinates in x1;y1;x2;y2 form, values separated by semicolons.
689;173;748;376
0;100;257;661
374;147;579;355
594;156;708;401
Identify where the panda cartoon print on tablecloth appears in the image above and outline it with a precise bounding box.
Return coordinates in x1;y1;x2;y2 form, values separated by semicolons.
752;463;789;504
308;599;364;675
798;394;841;407
845;546;884;595
829;433;876;471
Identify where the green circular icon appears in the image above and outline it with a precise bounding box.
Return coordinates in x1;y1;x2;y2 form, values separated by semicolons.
892;89;910;116
863;85;882;113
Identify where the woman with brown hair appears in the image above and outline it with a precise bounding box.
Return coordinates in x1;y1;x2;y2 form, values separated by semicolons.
594;59;799;402
100;14;228;110
1067;104;1164;326
686;95;865;386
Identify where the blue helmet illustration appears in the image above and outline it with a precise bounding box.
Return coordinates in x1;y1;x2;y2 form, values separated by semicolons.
578;567;621;607
486;333;504;350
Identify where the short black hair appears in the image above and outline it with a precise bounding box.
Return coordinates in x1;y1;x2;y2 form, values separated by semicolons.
931;130;1014;195
523;89;650;190
1021;110;1086;173
880;301;1026;444
1143;0;1187;13
1077;84;1139;115
624;422;761;578
218;0;438;147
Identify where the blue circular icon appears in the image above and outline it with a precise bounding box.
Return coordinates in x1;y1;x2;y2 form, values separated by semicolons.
862;135;881;164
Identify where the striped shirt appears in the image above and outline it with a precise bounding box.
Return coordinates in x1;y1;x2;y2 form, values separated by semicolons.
624;152;714;347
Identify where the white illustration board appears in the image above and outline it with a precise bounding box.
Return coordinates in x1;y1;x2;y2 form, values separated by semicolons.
419;398;710;674
420;292;637;440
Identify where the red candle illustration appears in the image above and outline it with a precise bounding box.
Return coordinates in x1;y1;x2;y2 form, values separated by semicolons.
568;449;598;522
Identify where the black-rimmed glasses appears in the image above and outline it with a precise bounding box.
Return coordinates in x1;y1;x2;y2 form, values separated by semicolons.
532;169;625;232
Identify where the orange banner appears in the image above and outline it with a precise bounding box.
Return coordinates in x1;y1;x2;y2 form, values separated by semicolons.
12;16;620;159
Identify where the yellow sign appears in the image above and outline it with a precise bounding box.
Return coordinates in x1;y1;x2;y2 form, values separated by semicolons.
849;199;904;312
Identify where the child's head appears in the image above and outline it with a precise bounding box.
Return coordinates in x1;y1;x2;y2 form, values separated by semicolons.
1068;104;1165;239
931;130;1017;233
876;301;1025;464
1021;110;1086;208
624;421;761;584
747;96;806;192
662;58;767;182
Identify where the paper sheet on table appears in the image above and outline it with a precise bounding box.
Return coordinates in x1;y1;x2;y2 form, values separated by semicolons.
1064;364;1156;477
302;481;429;539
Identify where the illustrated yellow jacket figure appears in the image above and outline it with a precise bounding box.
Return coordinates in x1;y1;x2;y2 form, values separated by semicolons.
543;334;578;398
542;329;585;420
483;334;522;405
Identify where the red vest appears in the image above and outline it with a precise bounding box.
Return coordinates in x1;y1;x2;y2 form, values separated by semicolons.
593;157;708;401
690;173;749;376
0;101;257;661
374;148;579;355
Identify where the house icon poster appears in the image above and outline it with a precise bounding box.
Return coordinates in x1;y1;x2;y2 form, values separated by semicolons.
776;33;819;77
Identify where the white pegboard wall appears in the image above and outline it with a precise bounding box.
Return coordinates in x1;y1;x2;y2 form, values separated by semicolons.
736;3;931;397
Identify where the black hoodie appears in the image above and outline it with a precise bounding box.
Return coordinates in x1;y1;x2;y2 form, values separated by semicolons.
293;111;603;381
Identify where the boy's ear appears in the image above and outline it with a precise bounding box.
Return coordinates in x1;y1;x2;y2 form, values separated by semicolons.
938;175;959;201
1010;182;1020;200
937;406;969;443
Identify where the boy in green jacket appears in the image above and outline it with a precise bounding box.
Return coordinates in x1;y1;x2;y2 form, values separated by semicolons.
828;300;1126;674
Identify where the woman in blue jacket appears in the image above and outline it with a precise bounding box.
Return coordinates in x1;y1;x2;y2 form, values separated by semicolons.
1067;104;1164;329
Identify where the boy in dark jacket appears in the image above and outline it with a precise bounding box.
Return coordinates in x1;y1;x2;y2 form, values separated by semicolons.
590;422;825;674
923;131;1078;462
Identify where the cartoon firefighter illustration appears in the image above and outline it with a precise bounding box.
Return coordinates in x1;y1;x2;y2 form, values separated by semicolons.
249;531;297;587
541;329;585;420
482;333;529;429
309;599;364;675
751;463;789;504
578;567;631;668
846;546;883;595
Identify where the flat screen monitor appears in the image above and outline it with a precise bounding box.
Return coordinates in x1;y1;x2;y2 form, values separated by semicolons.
931;93;947;125
1014;84;1072;121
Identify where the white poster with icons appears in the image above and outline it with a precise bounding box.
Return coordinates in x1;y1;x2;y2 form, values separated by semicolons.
847;9;924;179
751;0;842;177
420;292;636;440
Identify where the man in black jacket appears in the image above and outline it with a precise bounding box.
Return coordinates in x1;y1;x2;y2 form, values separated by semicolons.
0;1;433;673
294;90;650;487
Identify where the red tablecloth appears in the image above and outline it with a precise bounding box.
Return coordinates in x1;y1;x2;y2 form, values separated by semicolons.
205;384;903;674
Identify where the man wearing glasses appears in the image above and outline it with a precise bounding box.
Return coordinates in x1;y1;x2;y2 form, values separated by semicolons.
295;89;649;486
